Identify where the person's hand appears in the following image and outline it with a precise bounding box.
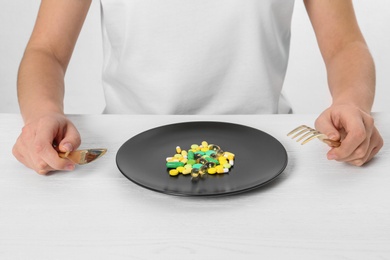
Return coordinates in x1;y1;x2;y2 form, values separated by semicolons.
13;113;81;174
315;104;383;166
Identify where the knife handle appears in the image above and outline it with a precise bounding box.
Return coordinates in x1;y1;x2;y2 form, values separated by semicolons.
58;151;70;158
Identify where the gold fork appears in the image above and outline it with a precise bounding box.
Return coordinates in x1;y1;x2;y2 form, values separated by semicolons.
287;125;341;147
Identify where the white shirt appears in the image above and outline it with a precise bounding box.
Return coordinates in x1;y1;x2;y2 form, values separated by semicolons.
100;0;295;114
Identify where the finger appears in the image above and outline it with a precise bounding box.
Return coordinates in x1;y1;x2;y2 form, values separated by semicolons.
327;117;367;161
58;122;81;153
32;153;75;174
365;141;383;163
342;143;371;166
34;159;56;175
315;114;341;141
345;127;383;166
32;122;74;172
12;140;28;167
14;140;55;175
12;133;48;174
339;135;371;163
346;145;378;166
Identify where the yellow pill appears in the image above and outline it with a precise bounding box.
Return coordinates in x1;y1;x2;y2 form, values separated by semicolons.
218;157;228;165
176;146;182;154
180;158;188;164
208;168;217;174
223;163;231;169
174;154;183;159
191;144;200;151
182;169;191;175
201;141;208;148
201;147;209;152
181;150;188;157
177;166;185;173
215;165;224;173
224;152;235;160
169;169;179;176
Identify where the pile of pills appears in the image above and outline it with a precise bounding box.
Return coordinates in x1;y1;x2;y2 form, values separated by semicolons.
165;141;235;179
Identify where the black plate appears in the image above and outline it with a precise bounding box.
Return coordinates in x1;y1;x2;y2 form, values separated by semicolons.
116;121;288;196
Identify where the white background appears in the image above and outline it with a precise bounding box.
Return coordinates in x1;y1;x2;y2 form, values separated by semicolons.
1;0;389;114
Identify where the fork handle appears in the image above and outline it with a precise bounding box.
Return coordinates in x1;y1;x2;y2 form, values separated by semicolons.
322;139;341;147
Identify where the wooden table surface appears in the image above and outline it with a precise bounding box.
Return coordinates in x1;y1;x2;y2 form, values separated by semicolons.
1;113;389;259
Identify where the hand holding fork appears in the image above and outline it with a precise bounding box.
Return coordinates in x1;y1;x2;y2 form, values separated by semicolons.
287;125;341;147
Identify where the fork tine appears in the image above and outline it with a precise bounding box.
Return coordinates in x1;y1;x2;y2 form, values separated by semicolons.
287;125;308;136
292;128;311;140
296;129;318;142
288;125;341;146
301;133;328;145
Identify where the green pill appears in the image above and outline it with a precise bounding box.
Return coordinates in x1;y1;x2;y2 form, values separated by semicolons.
194;153;203;160
187;151;195;160
166;161;185;168
205;157;219;164
187;159;196;165
205;150;216;156
192;163;203;169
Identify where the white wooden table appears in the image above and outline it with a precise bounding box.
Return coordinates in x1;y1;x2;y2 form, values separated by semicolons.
1;113;389;259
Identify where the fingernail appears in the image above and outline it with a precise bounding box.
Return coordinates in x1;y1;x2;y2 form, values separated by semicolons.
62;143;74;152
38;169;48;175
328;134;337;140
327;154;337;160
65;164;75;171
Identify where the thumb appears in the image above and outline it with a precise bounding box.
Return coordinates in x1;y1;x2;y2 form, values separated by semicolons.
58;123;81;153
315;117;340;141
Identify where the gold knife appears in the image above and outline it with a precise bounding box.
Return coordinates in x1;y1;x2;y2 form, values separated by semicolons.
58;148;107;165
